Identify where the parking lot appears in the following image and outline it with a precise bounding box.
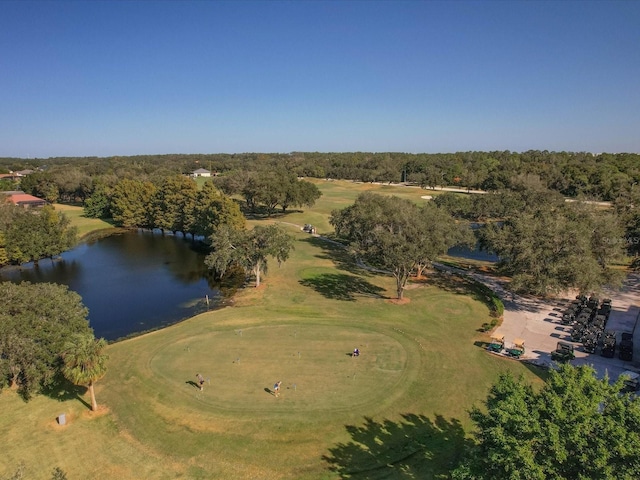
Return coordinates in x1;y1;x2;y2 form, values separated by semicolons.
493;273;640;380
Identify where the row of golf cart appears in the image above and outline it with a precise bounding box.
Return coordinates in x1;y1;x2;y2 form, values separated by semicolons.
560;295;633;360
487;336;525;358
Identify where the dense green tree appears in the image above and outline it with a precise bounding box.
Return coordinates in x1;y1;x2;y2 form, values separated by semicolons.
433;192;473;218
236;170;322;215
3;205;77;265
0;282;92;399
83;183;112;219
203;225;237;278
419;164;444;189
454;364;640;480
62;333;108;412
19;171;59;203
211;170;247;196
110;178;157;228
287;178;322;212
151;175;198;234
330;193;472;299
252;174;282;216
49;166;93;203
481;203;625;295
191;182;245;239
0;178;16;191
0;231;8;266
614;184;640;261
205;224;294;287
39;206;78;259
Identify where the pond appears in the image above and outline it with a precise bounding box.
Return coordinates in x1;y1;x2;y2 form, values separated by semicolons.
0;230;230;341
447;241;499;262
446;223;500;262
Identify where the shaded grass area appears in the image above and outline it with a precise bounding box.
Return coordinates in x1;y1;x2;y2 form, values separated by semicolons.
427;271;504;320
323;414;471;479
0;182;543;479
300;270;386;301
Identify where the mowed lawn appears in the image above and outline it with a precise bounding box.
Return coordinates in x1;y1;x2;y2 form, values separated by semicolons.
283;179;448;235
53;203;114;238
0;182;540;479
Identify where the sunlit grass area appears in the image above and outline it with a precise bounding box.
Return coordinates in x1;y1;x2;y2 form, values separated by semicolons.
281;179;445;234
53;203;114;238
0;183;544;479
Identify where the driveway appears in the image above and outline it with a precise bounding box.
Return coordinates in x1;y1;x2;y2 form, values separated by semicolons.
436;263;640;380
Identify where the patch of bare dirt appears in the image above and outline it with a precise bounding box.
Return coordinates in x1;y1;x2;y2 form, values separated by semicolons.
84;405;110;419
387;298;411;305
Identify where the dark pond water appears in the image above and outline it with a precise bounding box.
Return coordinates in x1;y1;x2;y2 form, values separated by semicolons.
447;242;499;262
447;223;500;262
0;230;226;341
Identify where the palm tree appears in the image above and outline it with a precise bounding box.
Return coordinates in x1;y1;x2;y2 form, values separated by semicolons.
62;334;108;411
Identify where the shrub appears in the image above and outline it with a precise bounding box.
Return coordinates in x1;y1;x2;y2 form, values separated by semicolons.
490;296;504;318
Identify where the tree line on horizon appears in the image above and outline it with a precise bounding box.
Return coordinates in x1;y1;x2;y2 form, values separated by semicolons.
2;149;639;201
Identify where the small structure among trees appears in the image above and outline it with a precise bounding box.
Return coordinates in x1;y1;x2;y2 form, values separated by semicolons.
191;168;212;178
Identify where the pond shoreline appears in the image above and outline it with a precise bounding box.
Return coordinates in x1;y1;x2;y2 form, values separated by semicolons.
1;228;237;342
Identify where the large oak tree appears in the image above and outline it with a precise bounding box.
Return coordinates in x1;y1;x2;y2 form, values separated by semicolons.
0;282;93;399
480;202;625;295
454;364;640;480
330;192;473;299
2;204;77;265
205;224;294;287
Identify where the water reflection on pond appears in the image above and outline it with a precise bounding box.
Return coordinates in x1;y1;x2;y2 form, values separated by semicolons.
0;230;229;341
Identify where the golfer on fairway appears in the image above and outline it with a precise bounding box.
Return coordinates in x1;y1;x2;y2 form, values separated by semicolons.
274;380;282;397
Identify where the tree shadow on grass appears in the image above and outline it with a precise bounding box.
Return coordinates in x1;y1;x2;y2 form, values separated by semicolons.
42;377;91;410
323;413;470;479
300;236;375;277
300;273;386;301
428;271;509;317
521;361;552;383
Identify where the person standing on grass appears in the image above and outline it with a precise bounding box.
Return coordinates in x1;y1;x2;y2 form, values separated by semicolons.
197;373;205;391
274;380;282;397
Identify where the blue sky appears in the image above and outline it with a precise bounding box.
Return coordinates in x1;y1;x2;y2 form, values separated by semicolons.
1;1;639;157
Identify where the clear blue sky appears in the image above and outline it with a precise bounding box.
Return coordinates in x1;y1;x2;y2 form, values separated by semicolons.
1;1;639;157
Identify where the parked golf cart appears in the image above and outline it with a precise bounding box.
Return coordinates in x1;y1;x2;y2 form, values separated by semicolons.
619;333;634;361
551;341;575;362
583;332;599;354
506;338;525;358
487;335;505;353
601;330;617;358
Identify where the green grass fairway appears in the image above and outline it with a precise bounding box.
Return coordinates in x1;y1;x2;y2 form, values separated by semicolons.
153;324;407;413
0;182;544;479
53;203;114;238
280;179;445;235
